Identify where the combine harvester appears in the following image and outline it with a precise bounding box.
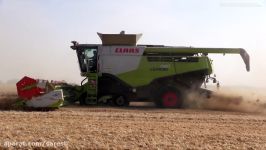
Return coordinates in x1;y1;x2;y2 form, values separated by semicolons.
67;31;250;108
16;31;250;109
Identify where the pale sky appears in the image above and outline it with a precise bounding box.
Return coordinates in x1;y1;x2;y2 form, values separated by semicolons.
0;0;266;87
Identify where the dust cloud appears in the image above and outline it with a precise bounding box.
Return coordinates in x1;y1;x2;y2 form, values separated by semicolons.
184;87;266;113
0;84;17;110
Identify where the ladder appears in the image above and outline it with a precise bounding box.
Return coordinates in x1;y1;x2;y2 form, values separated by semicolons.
85;73;98;104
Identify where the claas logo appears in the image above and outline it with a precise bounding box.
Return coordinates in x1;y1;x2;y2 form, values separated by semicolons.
115;48;140;53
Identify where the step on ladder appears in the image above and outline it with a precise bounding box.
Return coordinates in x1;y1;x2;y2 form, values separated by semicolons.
85;73;98;104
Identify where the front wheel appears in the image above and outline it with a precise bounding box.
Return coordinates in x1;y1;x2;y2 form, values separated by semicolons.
154;86;183;108
79;93;87;105
79;93;97;105
113;95;129;107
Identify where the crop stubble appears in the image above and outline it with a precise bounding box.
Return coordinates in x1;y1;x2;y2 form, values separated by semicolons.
0;87;266;149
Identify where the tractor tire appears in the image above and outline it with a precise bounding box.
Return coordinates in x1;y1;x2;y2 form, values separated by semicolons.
79;93;87;106
113;95;129;107
154;86;183;108
79;97;86;105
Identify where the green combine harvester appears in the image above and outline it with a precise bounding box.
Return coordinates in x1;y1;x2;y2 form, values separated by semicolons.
67;31;250;108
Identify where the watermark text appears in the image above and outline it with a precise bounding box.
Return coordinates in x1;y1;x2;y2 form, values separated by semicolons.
3;141;68;148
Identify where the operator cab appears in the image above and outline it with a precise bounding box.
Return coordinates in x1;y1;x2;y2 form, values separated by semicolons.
70;41;99;75
77;47;97;73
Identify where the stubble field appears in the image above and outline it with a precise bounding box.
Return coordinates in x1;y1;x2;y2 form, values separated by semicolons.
0;85;266;149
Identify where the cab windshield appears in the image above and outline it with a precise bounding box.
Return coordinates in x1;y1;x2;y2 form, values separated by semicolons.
77;48;97;73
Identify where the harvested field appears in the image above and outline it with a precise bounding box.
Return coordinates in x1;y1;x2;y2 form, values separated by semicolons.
0;105;266;149
0;87;266;149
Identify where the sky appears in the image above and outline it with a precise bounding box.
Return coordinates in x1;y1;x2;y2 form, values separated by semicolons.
0;0;266;87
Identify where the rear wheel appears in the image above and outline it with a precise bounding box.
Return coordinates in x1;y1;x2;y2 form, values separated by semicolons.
155;86;183;108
